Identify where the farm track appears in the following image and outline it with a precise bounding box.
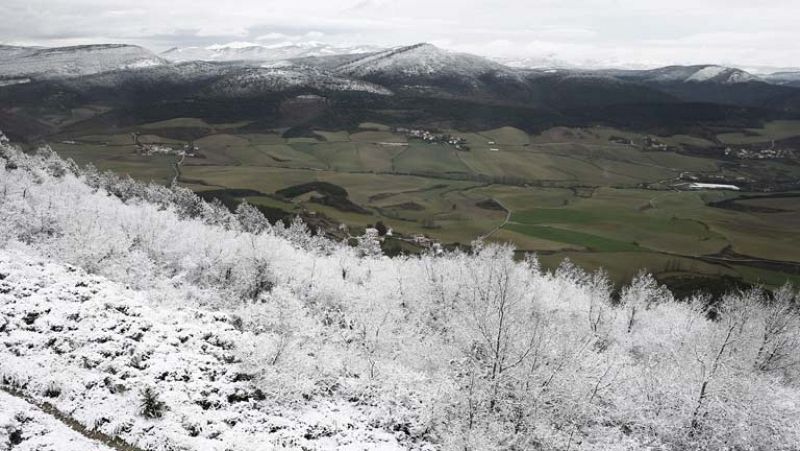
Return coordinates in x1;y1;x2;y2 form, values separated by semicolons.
368;183;452;202
697;249;800;274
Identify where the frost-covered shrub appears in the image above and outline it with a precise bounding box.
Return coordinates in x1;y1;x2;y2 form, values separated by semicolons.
139;387;166;419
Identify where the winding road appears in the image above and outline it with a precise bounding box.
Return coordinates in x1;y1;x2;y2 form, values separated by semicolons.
171;153;185;186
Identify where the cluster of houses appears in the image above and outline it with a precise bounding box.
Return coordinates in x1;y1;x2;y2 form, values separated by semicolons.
614;134;798;161
724;145;797;160
608;136;636;146
609;135;673;151
131;132;201;157
411;234;443;254
340;221;443;255
135;143;176;155
395;128;470;151
641;136;672;151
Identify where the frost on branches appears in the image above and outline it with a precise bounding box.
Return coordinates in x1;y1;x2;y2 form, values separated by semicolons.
1;135;800;450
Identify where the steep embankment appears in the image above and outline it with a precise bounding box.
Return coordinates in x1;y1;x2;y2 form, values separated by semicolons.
0;245;415;451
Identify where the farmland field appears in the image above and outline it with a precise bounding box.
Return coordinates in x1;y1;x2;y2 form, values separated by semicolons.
49;120;800;289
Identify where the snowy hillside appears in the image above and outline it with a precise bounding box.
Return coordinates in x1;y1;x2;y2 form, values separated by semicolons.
2;136;800;450
162;42;384;63
0;246;411;451
204;66;393;97
0;44;165;80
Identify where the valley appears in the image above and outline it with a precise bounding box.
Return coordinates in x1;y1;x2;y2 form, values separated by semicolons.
47;117;800;290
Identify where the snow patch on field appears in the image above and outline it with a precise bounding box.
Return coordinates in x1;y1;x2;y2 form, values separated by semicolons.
688;182;740;190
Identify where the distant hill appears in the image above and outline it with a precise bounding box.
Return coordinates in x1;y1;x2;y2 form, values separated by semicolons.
606;65;762;84
764;71;800;88
591;64;800;108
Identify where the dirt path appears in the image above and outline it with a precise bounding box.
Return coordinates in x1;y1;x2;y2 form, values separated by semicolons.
0;385;145;451
480;198;512;240
171;153;185;186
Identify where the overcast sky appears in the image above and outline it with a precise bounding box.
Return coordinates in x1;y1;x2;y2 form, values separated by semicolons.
2;0;799;69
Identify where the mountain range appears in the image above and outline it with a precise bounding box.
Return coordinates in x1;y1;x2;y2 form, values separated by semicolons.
160;42;385;63
2;42;800;140
0;44;165;81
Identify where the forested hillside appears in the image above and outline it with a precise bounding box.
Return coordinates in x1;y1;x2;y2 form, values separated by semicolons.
1;133;800;450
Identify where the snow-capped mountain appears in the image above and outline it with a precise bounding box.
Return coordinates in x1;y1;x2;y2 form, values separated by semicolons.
617;65;762;84
323;43;536;101
161;42;384;63
334;43;511;79
43;61;392;101
0;44;165;80
680;66;760;84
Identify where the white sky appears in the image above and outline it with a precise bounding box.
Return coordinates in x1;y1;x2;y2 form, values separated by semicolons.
2;0;799;69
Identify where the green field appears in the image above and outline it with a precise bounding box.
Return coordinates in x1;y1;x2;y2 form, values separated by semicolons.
51;120;800;289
